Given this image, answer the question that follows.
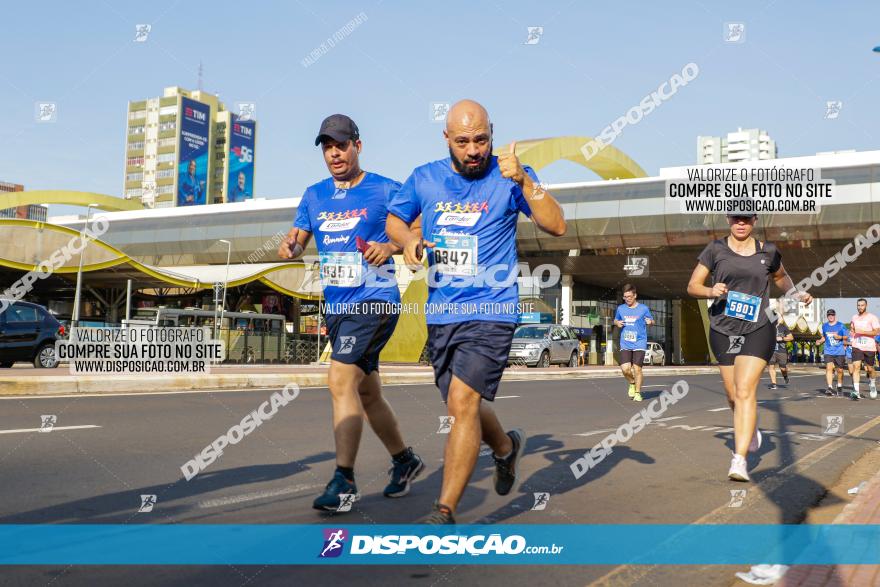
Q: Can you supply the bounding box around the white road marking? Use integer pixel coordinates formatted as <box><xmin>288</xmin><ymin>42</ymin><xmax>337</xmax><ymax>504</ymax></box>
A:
<box><xmin>0</xmin><ymin>425</ymin><xmax>100</xmax><ymax>435</ymax></box>
<box><xmin>574</xmin><ymin>416</ymin><xmax>686</xmax><ymax>436</ymax></box>
<box><xmin>574</xmin><ymin>428</ymin><xmax>618</xmax><ymax>437</ymax></box>
<box><xmin>197</xmin><ymin>483</ymin><xmax>322</xmax><ymax>509</ymax></box>
<box><xmin>709</xmin><ymin>400</ymin><xmax>766</xmax><ymax>412</ymax></box>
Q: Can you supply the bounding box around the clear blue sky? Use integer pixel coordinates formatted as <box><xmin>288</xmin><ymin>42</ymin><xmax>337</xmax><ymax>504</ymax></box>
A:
<box><xmin>3</xmin><ymin>0</ymin><xmax>880</xmax><ymax>202</ymax></box>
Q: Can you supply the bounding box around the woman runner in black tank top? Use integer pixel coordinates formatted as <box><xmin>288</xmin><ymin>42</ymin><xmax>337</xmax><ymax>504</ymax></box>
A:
<box><xmin>687</xmin><ymin>214</ymin><xmax>813</xmax><ymax>482</ymax></box>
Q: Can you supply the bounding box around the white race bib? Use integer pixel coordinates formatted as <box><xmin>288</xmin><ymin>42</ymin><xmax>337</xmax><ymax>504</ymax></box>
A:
<box><xmin>431</xmin><ymin>233</ymin><xmax>478</xmax><ymax>277</ymax></box>
<box><xmin>319</xmin><ymin>252</ymin><xmax>363</xmax><ymax>287</ymax></box>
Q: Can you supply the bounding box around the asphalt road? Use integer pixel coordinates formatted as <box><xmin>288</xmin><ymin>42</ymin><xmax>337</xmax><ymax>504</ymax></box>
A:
<box><xmin>1</xmin><ymin>371</ymin><xmax>878</xmax><ymax>587</ymax></box>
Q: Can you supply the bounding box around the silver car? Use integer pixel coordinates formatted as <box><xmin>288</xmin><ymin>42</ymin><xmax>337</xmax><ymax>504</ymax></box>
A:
<box><xmin>644</xmin><ymin>342</ymin><xmax>666</xmax><ymax>366</ymax></box>
<box><xmin>508</xmin><ymin>324</ymin><xmax>581</xmax><ymax>368</ymax></box>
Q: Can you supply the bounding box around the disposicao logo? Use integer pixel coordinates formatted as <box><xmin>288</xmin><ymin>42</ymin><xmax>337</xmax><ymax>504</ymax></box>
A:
<box><xmin>319</xmin><ymin>528</ymin><xmax>348</xmax><ymax>558</ymax></box>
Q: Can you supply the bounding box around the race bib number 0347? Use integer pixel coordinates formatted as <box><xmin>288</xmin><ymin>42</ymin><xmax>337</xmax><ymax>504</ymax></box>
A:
<box><xmin>431</xmin><ymin>233</ymin><xmax>478</xmax><ymax>277</ymax></box>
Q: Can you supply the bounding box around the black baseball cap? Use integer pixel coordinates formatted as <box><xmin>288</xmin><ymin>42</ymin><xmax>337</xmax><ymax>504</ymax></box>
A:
<box><xmin>314</xmin><ymin>114</ymin><xmax>359</xmax><ymax>146</ymax></box>
<box><xmin>827</xmin><ymin>309</ymin><xmax>836</xmax><ymax>315</ymax></box>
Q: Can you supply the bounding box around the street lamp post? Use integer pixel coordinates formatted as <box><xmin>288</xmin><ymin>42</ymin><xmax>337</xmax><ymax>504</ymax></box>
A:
<box><xmin>216</xmin><ymin>240</ymin><xmax>232</xmax><ymax>341</ymax></box>
<box><xmin>72</xmin><ymin>203</ymin><xmax>99</xmax><ymax>329</ymax></box>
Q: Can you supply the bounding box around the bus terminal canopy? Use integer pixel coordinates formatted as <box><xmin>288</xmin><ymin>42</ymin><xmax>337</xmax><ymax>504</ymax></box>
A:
<box><xmin>0</xmin><ymin>218</ymin><xmax>321</xmax><ymax>299</ymax></box>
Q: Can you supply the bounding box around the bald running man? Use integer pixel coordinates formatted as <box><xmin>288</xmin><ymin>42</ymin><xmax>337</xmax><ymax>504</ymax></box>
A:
<box><xmin>386</xmin><ymin>100</ymin><xmax>566</xmax><ymax>524</ymax></box>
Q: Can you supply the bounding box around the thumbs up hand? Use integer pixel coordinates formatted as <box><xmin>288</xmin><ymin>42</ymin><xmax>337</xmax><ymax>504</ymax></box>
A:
<box><xmin>498</xmin><ymin>141</ymin><xmax>525</xmax><ymax>185</ymax></box>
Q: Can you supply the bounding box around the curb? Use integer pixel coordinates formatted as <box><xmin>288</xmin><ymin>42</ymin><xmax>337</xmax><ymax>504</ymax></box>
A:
<box><xmin>0</xmin><ymin>366</ymin><xmax>724</xmax><ymax>396</ymax></box>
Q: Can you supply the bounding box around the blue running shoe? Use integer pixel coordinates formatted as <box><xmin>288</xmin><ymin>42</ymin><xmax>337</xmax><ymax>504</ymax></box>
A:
<box><xmin>313</xmin><ymin>470</ymin><xmax>360</xmax><ymax>512</ymax></box>
<box><xmin>383</xmin><ymin>452</ymin><xmax>425</xmax><ymax>498</ymax></box>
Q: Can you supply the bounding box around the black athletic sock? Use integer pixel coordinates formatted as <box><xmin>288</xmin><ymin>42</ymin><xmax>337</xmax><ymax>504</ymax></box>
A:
<box><xmin>392</xmin><ymin>447</ymin><xmax>414</xmax><ymax>464</ymax></box>
<box><xmin>336</xmin><ymin>465</ymin><xmax>354</xmax><ymax>481</ymax></box>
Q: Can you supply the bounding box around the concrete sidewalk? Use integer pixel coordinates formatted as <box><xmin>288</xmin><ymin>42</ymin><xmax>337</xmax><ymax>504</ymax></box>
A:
<box><xmin>776</xmin><ymin>453</ymin><xmax>880</xmax><ymax>587</ymax></box>
<box><xmin>0</xmin><ymin>363</ymin><xmax>736</xmax><ymax>396</ymax></box>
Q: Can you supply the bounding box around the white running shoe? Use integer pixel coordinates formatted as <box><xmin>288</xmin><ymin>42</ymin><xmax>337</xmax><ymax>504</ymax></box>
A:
<box><xmin>728</xmin><ymin>453</ymin><xmax>750</xmax><ymax>482</ymax></box>
<box><xmin>870</xmin><ymin>380</ymin><xmax>877</xmax><ymax>399</ymax></box>
<box><xmin>748</xmin><ymin>428</ymin><xmax>762</xmax><ymax>453</ymax></box>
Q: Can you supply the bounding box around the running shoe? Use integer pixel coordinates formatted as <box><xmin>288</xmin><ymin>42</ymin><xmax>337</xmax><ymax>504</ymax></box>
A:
<box><xmin>628</xmin><ymin>383</ymin><xmax>636</xmax><ymax>398</ymax></box>
<box><xmin>632</xmin><ymin>391</ymin><xmax>643</xmax><ymax>402</ymax></box>
<box><xmin>383</xmin><ymin>453</ymin><xmax>425</xmax><ymax>498</ymax></box>
<box><xmin>426</xmin><ymin>501</ymin><xmax>455</xmax><ymax>525</ymax></box>
<box><xmin>824</xmin><ymin>387</ymin><xmax>835</xmax><ymax>397</ymax></box>
<box><xmin>870</xmin><ymin>380</ymin><xmax>878</xmax><ymax>399</ymax></box>
<box><xmin>728</xmin><ymin>453</ymin><xmax>750</xmax><ymax>482</ymax></box>
<box><xmin>836</xmin><ymin>386</ymin><xmax>844</xmax><ymax>397</ymax></box>
<box><xmin>748</xmin><ymin>428</ymin><xmax>763</xmax><ymax>453</ymax></box>
<box><xmin>850</xmin><ymin>391</ymin><xmax>861</xmax><ymax>401</ymax></box>
<box><xmin>313</xmin><ymin>470</ymin><xmax>360</xmax><ymax>512</ymax></box>
<box><xmin>783</xmin><ymin>373</ymin><xmax>789</xmax><ymax>385</ymax></box>
<box><xmin>769</xmin><ymin>384</ymin><xmax>778</xmax><ymax>390</ymax></box>
<box><xmin>493</xmin><ymin>428</ymin><xmax>525</xmax><ymax>496</ymax></box>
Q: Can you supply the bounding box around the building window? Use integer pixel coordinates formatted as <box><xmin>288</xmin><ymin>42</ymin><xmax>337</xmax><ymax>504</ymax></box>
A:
<box><xmin>159</xmin><ymin>121</ymin><xmax>176</xmax><ymax>132</ymax></box>
<box><xmin>127</xmin><ymin>141</ymin><xmax>144</xmax><ymax>151</ymax></box>
<box><xmin>157</xmin><ymin>153</ymin><xmax>175</xmax><ymax>164</ymax></box>
<box><xmin>126</xmin><ymin>156</ymin><xmax>144</xmax><ymax>167</ymax></box>
<box><xmin>159</xmin><ymin>105</ymin><xmax>178</xmax><ymax>116</ymax></box>
<box><xmin>157</xmin><ymin>185</ymin><xmax>174</xmax><ymax>195</ymax></box>
<box><xmin>158</xmin><ymin>137</ymin><xmax>176</xmax><ymax>148</ymax></box>
<box><xmin>128</xmin><ymin>125</ymin><xmax>145</xmax><ymax>135</ymax></box>
<box><xmin>125</xmin><ymin>188</ymin><xmax>143</xmax><ymax>198</ymax></box>
<box><xmin>126</xmin><ymin>172</ymin><xmax>144</xmax><ymax>182</ymax></box>
<box><xmin>128</xmin><ymin>110</ymin><xmax>147</xmax><ymax>120</ymax></box>
<box><xmin>157</xmin><ymin>169</ymin><xmax>174</xmax><ymax>179</ymax></box>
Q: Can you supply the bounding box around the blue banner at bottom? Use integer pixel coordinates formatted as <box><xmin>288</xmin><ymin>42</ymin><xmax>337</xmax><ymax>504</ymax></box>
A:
<box><xmin>1</xmin><ymin>525</ymin><xmax>877</xmax><ymax>565</ymax></box>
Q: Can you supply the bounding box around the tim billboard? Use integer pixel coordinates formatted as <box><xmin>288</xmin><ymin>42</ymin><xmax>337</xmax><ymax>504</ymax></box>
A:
<box><xmin>227</xmin><ymin>115</ymin><xmax>255</xmax><ymax>202</ymax></box>
<box><xmin>177</xmin><ymin>97</ymin><xmax>210</xmax><ymax>206</ymax></box>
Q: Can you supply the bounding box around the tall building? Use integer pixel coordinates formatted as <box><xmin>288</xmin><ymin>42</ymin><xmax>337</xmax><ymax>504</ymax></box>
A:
<box><xmin>0</xmin><ymin>181</ymin><xmax>47</xmax><ymax>221</ymax></box>
<box><xmin>123</xmin><ymin>87</ymin><xmax>257</xmax><ymax>208</ymax></box>
<box><xmin>697</xmin><ymin>128</ymin><xmax>777</xmax><ymax>164</ymax></box>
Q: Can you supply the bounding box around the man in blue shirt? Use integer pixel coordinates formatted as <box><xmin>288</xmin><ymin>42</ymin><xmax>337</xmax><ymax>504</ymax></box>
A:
<box><xmin>278</xmin><ymin>114</ymin><xmax>424</xmax><ymax>512</ymax></box>
<box><xmin>386</xmin><ymin>99</ymin><xmax>566</xmax><ymax>524</ymax></box>
<box><xmin>229</xmin><ymin>171</ymin><xmax>250</xmax><ymax>202</ymax></box>
<box><xmin>613</xmin><ymin>284</ymin><xmax>655</xmax><ymax>402</ymax></box>
<box><xmin>178</xmin><ymin>159</ymin><xmax>204</xmax><ymax>205</ymax></box>
<box><xmin>817</xmin><ymin>309</ymin><xmax>848</xmax><ymax>396</ymax></box>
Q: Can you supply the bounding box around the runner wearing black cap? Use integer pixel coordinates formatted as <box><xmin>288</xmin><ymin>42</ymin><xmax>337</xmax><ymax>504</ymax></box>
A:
<box><xmin>687</xmin><ymin>214</ymin><xmax>812</xmax><ymax>482</ymax></box>
<box><xmin>817</xmin><ymin>309</ymin><xmax>848</xmax><ymax>396</ymax></box>
<box><xmin>279</xmin><ymin>114</ymin><xmax>425</xmax><ymax>511</ymax></box>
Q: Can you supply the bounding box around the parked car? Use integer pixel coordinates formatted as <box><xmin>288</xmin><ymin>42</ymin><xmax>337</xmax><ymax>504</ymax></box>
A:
<box><xmin>508</xmin><ymin>324</ymin><xmax>580</xmax><ymax>368</ymax></box>
<box><xmin>644</xmin><ymin>341</ymin><xmax>666</xmax><ymax>366</ymax></box>
<box><xmin>0</xmin><ymin>300</ymin><xmax>65</xmax><ymax>368</ymax></box>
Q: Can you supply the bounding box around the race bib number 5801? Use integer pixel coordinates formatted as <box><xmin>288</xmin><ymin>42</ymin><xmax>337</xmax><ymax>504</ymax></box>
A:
<box><xmin>724</xmin><ymin>291</ymin><xmax>761</xmax><ymax>322</ymax></box>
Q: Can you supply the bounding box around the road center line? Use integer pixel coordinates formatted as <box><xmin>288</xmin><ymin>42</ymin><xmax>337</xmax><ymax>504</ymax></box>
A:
<box><xmin>197</xmin><ymin>484</ymin><xmax>322</xmax><ymax>508</ymax></box>
<box><xmin>0</xmin><ymin>425</ymin><xmax>101</xmax><ymax>435</ymax></box>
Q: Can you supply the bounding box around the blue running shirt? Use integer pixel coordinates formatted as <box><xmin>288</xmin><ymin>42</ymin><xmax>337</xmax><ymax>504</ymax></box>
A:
<box><xmin>293</xmin><ymin>172</ymin><xmax>401</xmax><ymax>311</ymax></box>
<box><xmin>387</xmin><ymin>157</ymin><xmax>536</xmax><ymax>325</ymax></box>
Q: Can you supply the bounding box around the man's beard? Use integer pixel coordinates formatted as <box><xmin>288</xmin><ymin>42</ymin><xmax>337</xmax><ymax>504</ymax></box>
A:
<box><xmin>449</xmin><ymin>143</ymin><xmax>492</xmax><ymax>179</ymax></box>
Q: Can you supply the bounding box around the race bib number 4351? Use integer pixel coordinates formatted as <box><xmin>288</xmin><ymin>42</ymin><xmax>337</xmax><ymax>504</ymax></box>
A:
<box><xmin>431</xmin><ymin>234</ymin><xmax>478</xmax><ymax>277</ymax></box>
<box><xmin>319</xmin><ymin>252</ymin><xmax>363</xmax><ymax>287</ymax></box>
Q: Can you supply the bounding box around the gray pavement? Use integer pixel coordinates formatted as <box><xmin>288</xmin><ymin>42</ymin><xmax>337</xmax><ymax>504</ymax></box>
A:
<box><xmin>0</xmin><ymin>371</ymin><xmax>878</xmax><ymax>586</ymax></box>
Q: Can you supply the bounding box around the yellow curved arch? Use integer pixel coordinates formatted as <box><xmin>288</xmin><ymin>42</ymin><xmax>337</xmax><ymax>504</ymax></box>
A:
<box><xmin>494</xmin><ymin>136</ymin><xmax>647</xmax><ymax>180</ymax></box>
<box><xmin>6</xmin><ymin>191</ymin><xmax>144</xmax><ymax>212</ymax></box>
